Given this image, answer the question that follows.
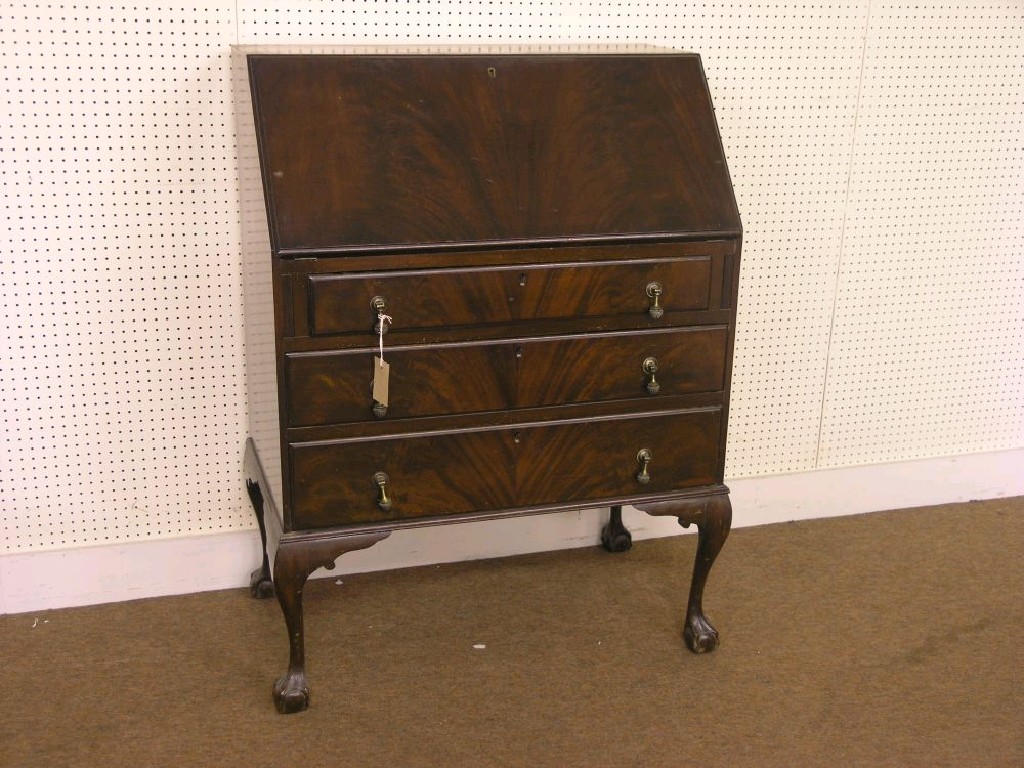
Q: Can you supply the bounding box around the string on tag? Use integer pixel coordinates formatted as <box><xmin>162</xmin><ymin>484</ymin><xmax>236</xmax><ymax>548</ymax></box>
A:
<box><xmin>377</xmin><ymin>312</ymin><xmax>392</xmax><ymax>367</ymax></box>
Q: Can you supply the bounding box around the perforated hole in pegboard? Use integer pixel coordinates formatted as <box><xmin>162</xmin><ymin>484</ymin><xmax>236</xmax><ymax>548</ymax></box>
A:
<box><xmin>2</xmin><ymin>2</ymin><xmax>1022</xmax><ymax>555</ymax></box>
<box><xmin>819</xmin><ymin>2</ymin><xmax>1024</xmax><ymax>466</ymax></box>
<box><xmin>0</xmin><ymin>2</ymin><xmax>248</xmax><ymax>552</ymax></box>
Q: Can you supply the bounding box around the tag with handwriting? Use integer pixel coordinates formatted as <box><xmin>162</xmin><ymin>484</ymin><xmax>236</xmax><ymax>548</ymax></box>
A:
<box><xmin>372</xmin><ymin>356</ymin><xmax>390</xmax><ymax>406</ymax></box>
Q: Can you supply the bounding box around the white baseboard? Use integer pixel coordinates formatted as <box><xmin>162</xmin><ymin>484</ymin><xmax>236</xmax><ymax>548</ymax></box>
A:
<box><xmin>2</xmin><ymin>448</ymin><xmax>1021</xmax><ymax>615</ymax></box>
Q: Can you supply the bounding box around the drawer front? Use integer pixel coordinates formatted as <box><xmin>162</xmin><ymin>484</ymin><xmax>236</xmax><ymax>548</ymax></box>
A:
<box><xmin>289</xmin><ymin>408</ymin><xmax>721</xmax><ymax>528</ymax></box>
<box><xmin>285</xmin><ymin>327</ymin><xmax>727</xmax><ymax>426</ymax></box>
<box><xmin>308</xmin><ymin>257</ymin><xmax>711</xmax><ymax>336</ymax></box>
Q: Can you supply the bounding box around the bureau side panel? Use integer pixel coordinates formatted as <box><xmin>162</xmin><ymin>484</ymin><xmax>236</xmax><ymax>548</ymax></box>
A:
<box><xmin>717</xmin><ymin>234</ymin><xmax>743</xmax><ymax>482</ymax></box>
<box><xmin>233</xmin><ymin>47</ymin><xmax>284</xmax><ymax>511</ymax></box>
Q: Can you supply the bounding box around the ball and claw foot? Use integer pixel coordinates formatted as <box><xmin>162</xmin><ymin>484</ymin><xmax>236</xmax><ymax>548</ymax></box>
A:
<box><xmin>601</xmin><ymin>524</ymin><xmax>633</xmax><ymax>553</ymax></box>
<box><xmin>601</xmin><ymin>506</ymin><xmax>633</xmax><ymax>553</ymax></box>
<box><xmin>250</xmin><ymin>567</ymin><xmax>274</xmax><ymax>599</ymax></box>
<box><xmin>684</xmin><ymin>612</ymin><xmax>721</xmax><ymax>654</ymax></box>
<box><xmin>273</xmin><ymin>672</ymin><xmax>310</xmax><ymax>714</ymax></box>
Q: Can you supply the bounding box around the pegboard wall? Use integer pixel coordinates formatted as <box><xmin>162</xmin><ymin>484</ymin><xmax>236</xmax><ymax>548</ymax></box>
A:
<box><xmin>1</xmin><ymin>2</ymin><xmax>1022</xmax><ymax>554</ymax></box>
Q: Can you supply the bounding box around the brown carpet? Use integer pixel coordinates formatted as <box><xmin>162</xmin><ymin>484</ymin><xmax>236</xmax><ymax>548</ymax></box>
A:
<box><xmin>1</xmin><ymin>497</ymin><xmax>1021</xmax><ymax>767</ymax></box>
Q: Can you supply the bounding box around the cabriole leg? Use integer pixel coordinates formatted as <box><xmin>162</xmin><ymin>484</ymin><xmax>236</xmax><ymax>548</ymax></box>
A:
<box><xmin>271</xmin><ymin>545</ymin><xmax>311</xmax><ymax>714</ymax></box>
<box><xmin>269</xmin><ymin>532</ymin><xmax>390</xmax><ymax>714</ymax></box>
<box><xmin>246</xmin><ymin>478</ymin><xmax>275</xmax><ymax>599</ymax></box>
<box><xmin>679</xmin><ymin>495</ymin><xmax>732</xmax><ymax>653</ymax></box>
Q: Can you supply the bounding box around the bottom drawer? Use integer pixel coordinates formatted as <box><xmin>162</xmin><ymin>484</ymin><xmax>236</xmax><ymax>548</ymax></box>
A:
<box><xmin>288</xmin><ymin>408</ymin><xmax>722</xmax><ymax>528</ymax></box>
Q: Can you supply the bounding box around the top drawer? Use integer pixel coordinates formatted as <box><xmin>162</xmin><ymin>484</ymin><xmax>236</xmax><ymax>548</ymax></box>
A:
<box><xmin>307</xmin><ymin>256</ymin><xmax>712</xmax><ymax>337</ymax></box>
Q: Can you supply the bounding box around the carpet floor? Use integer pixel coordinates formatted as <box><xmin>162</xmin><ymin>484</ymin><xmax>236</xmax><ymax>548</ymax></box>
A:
<box><xmin>1</xmin><ymin>497</ymin><xmax>1021</xmax><ymax>767</ymax></box>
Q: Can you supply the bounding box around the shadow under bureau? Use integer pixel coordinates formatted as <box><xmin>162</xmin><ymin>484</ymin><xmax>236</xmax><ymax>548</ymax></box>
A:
<box><xmin>234</xmin><ymin>46</ymin><xmax>742</xmax><ymax>714</ymax></box>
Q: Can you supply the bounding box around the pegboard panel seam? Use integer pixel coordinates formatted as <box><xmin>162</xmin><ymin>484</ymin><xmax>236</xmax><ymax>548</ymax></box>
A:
<box><xmin>813</xmin><ymin>0</ymin><xmax>874</xmax><ymax>468</ymax></box>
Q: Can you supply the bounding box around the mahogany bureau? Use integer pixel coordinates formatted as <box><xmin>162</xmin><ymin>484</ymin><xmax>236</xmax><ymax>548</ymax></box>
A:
<box><xmin>233</xmin><ymin>46</ymin><xmax>742</xmax><ymax>714</ymax></box>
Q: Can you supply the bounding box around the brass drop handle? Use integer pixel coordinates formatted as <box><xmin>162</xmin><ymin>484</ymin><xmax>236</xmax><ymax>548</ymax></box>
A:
<box><xmin>373</xmin><ymin>471</ymin><xmax>392</xmax><ymax>511</ymax></box>
<box><xmin>371</xmin><ymin>296</ymin><xmax>390</xmax><ymax>335</ymax></box>
<box><xmin>646</xmin><ymin>282</ymin><xmax>664</xmax><ymax>319</ymax></box>
<box><xmin>642</xmin><ymin>357</ymin><xmax>660</xmax><ymax>395</ymax></box>
<box><xmin>635</xmin><ymin>449</ymin><xmax>653</xmax><ymax>485</ymax></box>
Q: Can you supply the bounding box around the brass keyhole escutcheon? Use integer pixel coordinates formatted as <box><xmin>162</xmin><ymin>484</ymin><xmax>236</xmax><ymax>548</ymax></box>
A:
<box><xmin>373</xmin><ymin>471</ymin><xmax>392</xmax><ymax>511</ymax></box>
<box><xmin>645</xmin><ymin>282</ymin><xmax>664</xmax><ymax>319</ymax></box>
<box><xmin>635</xmin><ymin>449</ymin><xmax>653</xmax><ymax>485</ymax></box>
<box><xmin>642</xmin><ymin>356</ymin><xmax>660</xmax><ymax>395</ymax></box>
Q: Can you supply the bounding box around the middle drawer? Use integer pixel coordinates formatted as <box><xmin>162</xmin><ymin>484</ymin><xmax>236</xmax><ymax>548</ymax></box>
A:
<box><xmin>285</xmin><ymin>326</ymin><xmax>727</xmax><ymax>427</ymax></box>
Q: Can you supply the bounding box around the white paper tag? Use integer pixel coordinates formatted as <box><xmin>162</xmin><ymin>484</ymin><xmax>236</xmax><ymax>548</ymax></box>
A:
<box><xmin>372</xmin><ymin>356</ymin><xmax>390</xmax><ymax>406</ymax></box>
